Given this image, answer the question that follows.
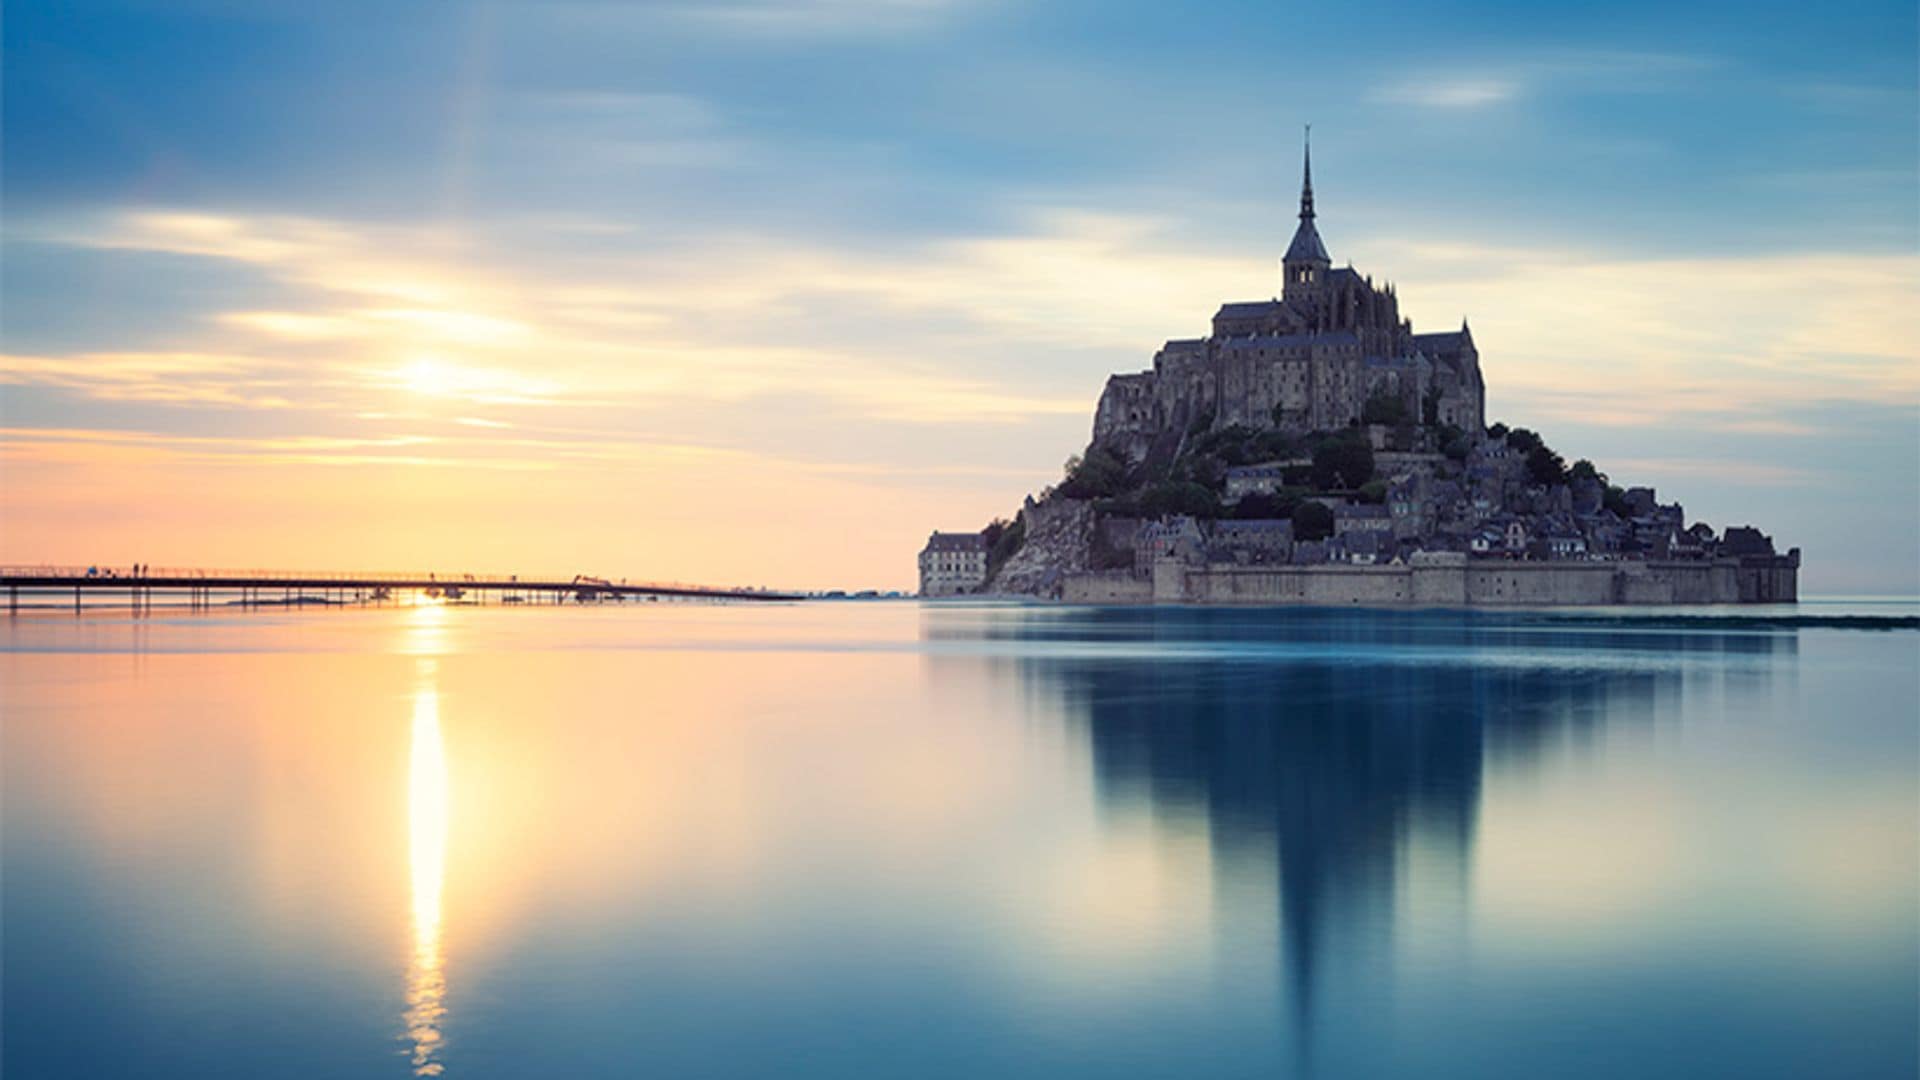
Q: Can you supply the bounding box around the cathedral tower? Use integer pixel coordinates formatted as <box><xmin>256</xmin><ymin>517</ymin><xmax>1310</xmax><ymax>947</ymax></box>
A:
<box><xmin>1282</xmin><ymin>129</ymin><xmax>1330</xmax><ymax>301</ymax></box>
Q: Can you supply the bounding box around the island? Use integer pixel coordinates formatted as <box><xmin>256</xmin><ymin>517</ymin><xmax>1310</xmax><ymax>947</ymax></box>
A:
<box><xmin>920</xmin><ymin>140</ymin><xmax>1799</xmax><ymax>606</ymax></box>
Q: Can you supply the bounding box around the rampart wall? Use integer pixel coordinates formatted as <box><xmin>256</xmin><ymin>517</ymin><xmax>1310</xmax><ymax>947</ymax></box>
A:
<box><xmin>1103</xmin><ymin>556</ymin><xmax>1798</xmax><ymax>607</ymax></box>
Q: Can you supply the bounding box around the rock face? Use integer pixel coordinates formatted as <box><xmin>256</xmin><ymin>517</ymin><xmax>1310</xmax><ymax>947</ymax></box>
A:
<box><xmin>987</xmin><ymin>499</ymin><xmax>1095</xmax><ymax>599</ymax></box>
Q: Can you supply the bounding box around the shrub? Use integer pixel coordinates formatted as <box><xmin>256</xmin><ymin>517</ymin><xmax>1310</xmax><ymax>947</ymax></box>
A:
<box><xmin>1139</xmin><ymin>481</ymin><xmax>1221</xmax><ymax>519</ymax></box>
<box><xmin>1311</xmin><ymin>432</ymin><xmax>1375</xmax><ymax>490</ymax></box>
<box><xmin>1058</xmin><ymin>447</ymin><xmax>1128</xmax><ymax>499</ymax></box>
<box><xmin>1233</xmin><ymin>492</ymin><xmax>1288</xmax><ymax>520</ymax></box>
<box><xmin>1603</xmin><ymin>485</ymin><xmax>1631</xmax><ymax>518</ymax></box>
<box><xmin>1252</xmin><ymin>429</ymin><xmax>1298</xmax><ymax>460</ymax></box>
<box><xmin>1292</xmin><ymin>500</ymin><xmax>1335</xmax><ymax>542</ymax></box>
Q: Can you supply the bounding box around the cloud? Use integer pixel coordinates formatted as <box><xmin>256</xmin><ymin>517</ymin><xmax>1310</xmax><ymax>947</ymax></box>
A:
<box><xmin>23</xmin><ymin>207</ymin><xmax>1920</xmax><ymax>441</ymax></box>
<box><xmin>31</xmin><ymin>207</ymin><xmax>1243</xmax><ymax>426</ymax></box>
<box><xmin>1375</xmin><ymin>77</ymin><xmax>1520</xmax><ymax>109</ymax></box>
<box><xmin>0</xmin><ymin>351</ymin><xmax>302</xmax><ymax>408</ymax></box>
<box><xmin>1372</xmin><ymin>50</ymin><xmax>1717</xmax><ymax>110</ymax></box>
<box><xmin>1603</xmin><ymin>457</ymin><xmax>1819</xmax><ymax>487</ymax></box>
<box><xmin>1360</xmin><ymin>237</ymin><xmax>1920</xmax><ymax>427</ymax></box>
<box><xmin>569</xmin><ymin>0</ymin><xmax>976</xmax><ymax>37</ymax></box>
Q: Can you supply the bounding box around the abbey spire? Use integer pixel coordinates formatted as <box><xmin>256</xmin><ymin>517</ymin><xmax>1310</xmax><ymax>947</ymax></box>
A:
<box><xmin>1282</xmin><ymin>126</ymin><xmax>1330</xmax><ymax>298</ymax></box>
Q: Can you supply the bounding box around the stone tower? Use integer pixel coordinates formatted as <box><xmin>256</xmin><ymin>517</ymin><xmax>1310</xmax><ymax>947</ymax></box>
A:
<box><xmin>1282</xmin><ymin>129</ymin><xmax>1330</xmax><ymax>301</ymax></box>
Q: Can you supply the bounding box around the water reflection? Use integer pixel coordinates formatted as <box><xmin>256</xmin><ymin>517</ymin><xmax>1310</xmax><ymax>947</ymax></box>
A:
<box><xmin>948</xmin><ymin>607</ymin><xmax>1794</xmax><ymax>1038</ymax></box>
<box><xmin>404</xmin><ymin>628</ymin><xmax>449</xmax><ymax>1073</ymax></box>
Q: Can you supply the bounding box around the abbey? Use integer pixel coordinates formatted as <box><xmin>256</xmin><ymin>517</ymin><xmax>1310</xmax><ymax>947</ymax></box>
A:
<box><xmin>1093</xmin><ymin>138</ymin><xmax>1485</xmax><ymax>460</ymax></box>
<box><xmin>918</xmin><ymin>138</ymin><xmax>1798</xmax><ymax>605</ymax></box>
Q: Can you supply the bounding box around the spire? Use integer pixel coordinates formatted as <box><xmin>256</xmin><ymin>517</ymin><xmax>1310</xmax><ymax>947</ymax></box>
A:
<box><xmin>1300</xmin><ymin>124</ymin><xmax>1316</xmax><ymax>222</ymax></box>
<box><xmin>1283</xmin><ymin>124</ymin><xmax>1330</xmax><ymax>272</ymax></box>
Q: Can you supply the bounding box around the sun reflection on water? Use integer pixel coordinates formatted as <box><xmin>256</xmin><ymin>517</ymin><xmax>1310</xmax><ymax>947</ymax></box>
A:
<box><xmin>404</xmin><ymin>649</ymin><xmax>449</xmax><ymax>1075</ymax></box>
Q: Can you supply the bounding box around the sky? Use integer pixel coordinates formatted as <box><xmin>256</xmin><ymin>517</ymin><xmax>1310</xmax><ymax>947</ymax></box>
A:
<box><xmin>3</xmin><ymin>0</ymin><xmax>1916</xmax><ymax>593</ymax></box>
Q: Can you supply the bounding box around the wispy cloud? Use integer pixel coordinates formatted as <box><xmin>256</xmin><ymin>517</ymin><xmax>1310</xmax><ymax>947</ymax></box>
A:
<box><xmin>1374</xmin><ymin>77</ymin><xmax>1520</xmax><ymax>109</ymax></box>
<box><xmin>586</xmin><ymin>0</ymin><xmax>976</xmax><ymax>37</ymax></box>
<box><xmin>1361</xmin><ymin>237</ymin><xmax>1920</xmax><ymax>426</ymax></box>
<box><xmin>1605</xmin><ymin>456</ymin><xmax>1819</xmax><ymax>487</ymax></box>
<box><xmin>22</xmin><ymin>207</ymin><xmax>1920</xmax><ymax>437</ymax></box>
<box><xmin>1372</xmin><ymin>49</ymin><xmax>1718</xmax><ymax>110</ymax></box>
<box><xmin>0</xmin><ymin>351</ymin><xmax>301</xmax><ymax>408</ymax></box>
<box><xmin>31</xmin><ymin>207</ymin><xmax>1238</xmax><ymax>424</ymax></box>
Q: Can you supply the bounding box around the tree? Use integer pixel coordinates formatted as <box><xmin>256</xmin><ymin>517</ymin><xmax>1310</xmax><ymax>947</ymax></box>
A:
<box><xmin>1172</xmin><ymin>452</ymin><xmax>1226</xmax><ymax>491</ymax></box>
<box><xmin>1358</xmin><ymin>479</ymin><xmax>1388</xmax><ymax>505</ymax></box>
<box><xmin>1487</xmin><ymin>421</ymin><xmax>1509</xmax><ymax>440</ymax></box>
<box><xmin>1252</xmin><ymin>428</ymin><xmax>1298</xmax><ymax>461</ymax></box>
<box><xmin>1140</xmin><ymin>481</ymin><xmax>1221</xmax><ymax>519</ymax></box>
<box><xmin>1525</xmin><ymin>445</ymin><xmax>1567</xmax><ymax>487</ymax></box>
<box><xmin>1568</xmin><ymin>458</ymin><xmax>1602</xmax><ymax>484</ymax></box>
<box><xmin>1292</xmin><ymin>500</ymin><xmax>1335</xmax><ymax>542</ymax></box>
<box><xmin>1058</xmin><ymin>447</ymin><xmax>1127</xmax><ymax>499</ymax></box>
<box><xmin>1311</xmin><ymin>432</ymin><xmax>1375</xmax><ymax>490</ymax></box>
<box><xmin>1603</xmin><ymin>485</ymin><xmax>1631</xmax><ymax>518</ymax></box>
<box><xmin>1234</xmin><ymin>492</ymin><xmax>1292</xmax><ymax>520</ymax></box>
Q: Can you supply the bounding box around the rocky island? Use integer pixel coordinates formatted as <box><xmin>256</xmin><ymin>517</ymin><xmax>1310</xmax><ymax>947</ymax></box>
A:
<box><xmin>921</xmin><ymin>140</ymin><xmax>1800</xmax><ymax>606</ymax></box>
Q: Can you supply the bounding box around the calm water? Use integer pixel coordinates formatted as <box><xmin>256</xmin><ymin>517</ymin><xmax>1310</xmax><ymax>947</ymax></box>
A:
<box><xmin>4</xmin><ymin>600</ymin><xmax>1917</xmax><ymax>1079</ymax></box>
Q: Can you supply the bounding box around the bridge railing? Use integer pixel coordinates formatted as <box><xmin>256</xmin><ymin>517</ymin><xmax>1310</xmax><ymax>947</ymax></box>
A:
<box><xmin>0</xmin><ymin>566</ymin><xmax>792</xmax><ymax>596</ymax></box>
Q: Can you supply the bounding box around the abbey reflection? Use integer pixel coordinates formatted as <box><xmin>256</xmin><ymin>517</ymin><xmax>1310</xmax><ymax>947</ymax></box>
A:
<box><xmin>942</xmin><ymin>607</ymin><xmax>1792</xmax><ymax>1026</ymax></box>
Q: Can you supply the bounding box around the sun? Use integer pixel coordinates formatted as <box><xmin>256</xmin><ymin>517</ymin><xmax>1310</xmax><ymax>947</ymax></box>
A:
<box><xmin>398</xmin><ymin>356</ymin><xmax>461</xmax><ymax>397</ymax></box>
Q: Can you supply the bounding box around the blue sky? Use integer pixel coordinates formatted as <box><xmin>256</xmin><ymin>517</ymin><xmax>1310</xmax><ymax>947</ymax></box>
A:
<box><xmin>3</xmin><ymin>0</ymin><xmax>1916</xmax><ymax>591</ymax></box>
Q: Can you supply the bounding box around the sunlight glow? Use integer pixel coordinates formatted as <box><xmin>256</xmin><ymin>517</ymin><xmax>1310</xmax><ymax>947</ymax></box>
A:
<box><xmin>404</xmin><ymin>658</ymin><xmax>449</xmax><ymax>1076</ymax></box>
<box><xmin>399</xmin><ymin>357</ymin><xmax>463</xmax><ymax>398</ymax></box>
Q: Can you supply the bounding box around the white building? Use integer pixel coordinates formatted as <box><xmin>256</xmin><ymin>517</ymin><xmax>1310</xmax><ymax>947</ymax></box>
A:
<box><xmin>919</xmin><ymin>532</ymin><xmax>989</xmax><ymax>596</ymax></box>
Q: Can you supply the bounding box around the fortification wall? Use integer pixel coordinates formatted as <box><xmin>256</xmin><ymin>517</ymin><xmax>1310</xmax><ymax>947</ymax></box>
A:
<box><xmin>1063</xmin><ymin>572</ymin><xmax>1152</xmax><ymax>604</ymax></box>
<box><xmin>1118</xmin><ymin>557</ymin><xmax>1796</xmax><ymax>607</ymax></box>
<box><xmin>1464</xmin><ymin>562</ymin><xmax>1618</xmax><ymax>605</ymax></box>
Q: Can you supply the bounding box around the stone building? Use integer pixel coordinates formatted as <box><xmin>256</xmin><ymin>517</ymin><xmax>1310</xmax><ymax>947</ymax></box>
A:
<box><xmin>918</xmin><ymin>531</ymin><xmax>988</xmax><ymax>596</ymax></box>
<box><xmin>1223</xmin><ymin>462</ymin><xmax>1295</xmax><ymax>501</ymax></box>
<box><xmin>1092</xmin><ymin>136</ymin><xmax>1485</xmax><ymax>461</ymax></box>
<box><xmin>1211</xmin><ymin>519</ymin><xmax>1295</xmax><ymax>565</ymax></box>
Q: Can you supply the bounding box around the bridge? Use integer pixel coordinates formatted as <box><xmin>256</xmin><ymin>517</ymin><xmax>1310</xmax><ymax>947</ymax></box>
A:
<box><xmin>1</xmin><ymin>565</ymin><xmax>804</xmax><ymax>612</ymax></box>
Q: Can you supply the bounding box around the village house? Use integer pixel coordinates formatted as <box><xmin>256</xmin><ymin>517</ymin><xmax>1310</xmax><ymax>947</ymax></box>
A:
<box><xmin>1137</xmin><ymin>516</ymin><xmax>1207</xmax><ymax>567</ymax></box>
<box><xmin>1223</xmin><ymin>462</ymin><xmax>1295</xmax><ymax>502</ymax></box>
<box><xmin>1210</xmin><ymin>519</ymin><xmax>1295</xmax><ymax>565</ymax></box>
<box><xmin>1334</xmin><ymin>503</ymin><xmax>1393</xmax><ymax>537</ymax></box>
<box><xmin>918</xmin><ymin>532</ymin><xmax>989</xmax><ymax>596</ymax></box>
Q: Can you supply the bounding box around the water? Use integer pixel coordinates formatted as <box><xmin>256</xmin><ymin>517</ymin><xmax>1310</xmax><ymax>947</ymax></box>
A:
<box><xmin>4</xmin><ymin>600</ymin><xmax>1917</xmax><ymax>1079</ymax></box>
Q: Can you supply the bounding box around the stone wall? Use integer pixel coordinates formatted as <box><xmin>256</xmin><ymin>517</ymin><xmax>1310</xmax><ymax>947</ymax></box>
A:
<box><xmin>1114</xmin><ymin>556</ymin><xmax>1797</xmax><ymax>607</ymax></box>
<box><xmin>1063</xmin><ymin>572</ymin><xmax>1152</xmax><ymax>604</ymax></box>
